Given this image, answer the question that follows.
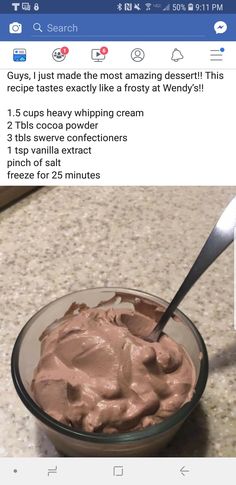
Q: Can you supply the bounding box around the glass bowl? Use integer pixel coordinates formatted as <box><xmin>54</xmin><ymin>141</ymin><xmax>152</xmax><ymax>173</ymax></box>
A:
<box><xmin>11</xmin><ymin>287</ymin><xmax>208</xmax><ymax>456</ymax></box>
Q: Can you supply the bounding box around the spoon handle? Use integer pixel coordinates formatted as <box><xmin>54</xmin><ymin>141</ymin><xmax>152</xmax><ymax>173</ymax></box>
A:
<box><xmin>152</xmin><ymin>197</ymin><xmax>236</xmax><ymax>340</ymax></box>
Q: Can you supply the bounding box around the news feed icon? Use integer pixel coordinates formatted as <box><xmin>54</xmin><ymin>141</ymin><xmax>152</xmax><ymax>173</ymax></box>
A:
<box><xmin>13</xmin><ymin>48</ymin><xmax>27</xmax><ymax>62</ymax></box>
<box><xmin>9</xmin><ymin>22</ymin><xmax>23</xmax><ymax>34</ymax></box>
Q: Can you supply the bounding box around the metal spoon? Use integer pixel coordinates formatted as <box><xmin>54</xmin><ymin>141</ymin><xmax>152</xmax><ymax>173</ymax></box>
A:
<box><xmin>148</xmin><ymin>196</ymin><xmax>236</xmax><ymax>342</ymax></box>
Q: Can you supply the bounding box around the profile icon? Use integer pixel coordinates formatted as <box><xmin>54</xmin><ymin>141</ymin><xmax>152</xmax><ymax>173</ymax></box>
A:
<box><xmin>131</xmin><ymin>48</ymin><xmax>145</xmax><ymax>62</ymax></box>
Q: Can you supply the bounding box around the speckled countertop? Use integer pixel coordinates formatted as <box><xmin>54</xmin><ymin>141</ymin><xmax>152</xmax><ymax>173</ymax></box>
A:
<box><xmin>0</xmin><ymin>186</ymin><xmax>235</xmax><ymax>457</ymax></box>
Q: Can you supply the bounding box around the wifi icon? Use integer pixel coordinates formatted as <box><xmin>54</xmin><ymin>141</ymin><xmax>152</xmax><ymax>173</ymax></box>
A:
<box><xmin>145</xmin><ymin>3</ymin><xmax>152</xmax><ymax>10</ymax></box>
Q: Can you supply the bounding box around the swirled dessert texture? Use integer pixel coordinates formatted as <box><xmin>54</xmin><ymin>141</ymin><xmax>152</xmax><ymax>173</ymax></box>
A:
<box><xmin>31</xmin><ymin>306</ymin><xmax>195</xmax><ymax>433</ymax></box>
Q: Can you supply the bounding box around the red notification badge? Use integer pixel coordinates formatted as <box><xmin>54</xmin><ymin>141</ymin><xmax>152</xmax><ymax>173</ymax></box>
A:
<box><xmin>100</xmin><ymin>46</ymin><xmax>108</xmax><ymax>55</ymax></box>
<box><xmin>61</xmin><ymin>46</ymin><xmax>69</xmax><ymax>55</ymax></box>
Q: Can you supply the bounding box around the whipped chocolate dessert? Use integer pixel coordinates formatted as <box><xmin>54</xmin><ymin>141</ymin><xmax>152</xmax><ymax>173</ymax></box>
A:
<box><xmin>32</xmin><ymin>298</ymin><xmax>195</xmax><ymax>434</ymax></box>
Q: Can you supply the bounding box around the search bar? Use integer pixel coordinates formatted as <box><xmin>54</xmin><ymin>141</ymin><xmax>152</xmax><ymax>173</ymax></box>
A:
<box><xmin>32</xmin><ymin>23</ymin><xmax>79</xmax><ymax>34</ymax></box>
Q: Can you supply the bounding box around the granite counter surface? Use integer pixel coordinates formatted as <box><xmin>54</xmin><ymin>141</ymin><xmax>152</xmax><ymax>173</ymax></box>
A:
<box><xmin>0</xmin><ymin>186</ymin><xmax>235</xmax><ymax>457</ymax></box>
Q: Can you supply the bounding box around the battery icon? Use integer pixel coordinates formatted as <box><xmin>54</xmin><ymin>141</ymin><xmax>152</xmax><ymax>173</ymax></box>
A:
<box><xmin>188</xmin><ymin>3</ymin><xmax>194</xmax><ymax>10</ymax></box>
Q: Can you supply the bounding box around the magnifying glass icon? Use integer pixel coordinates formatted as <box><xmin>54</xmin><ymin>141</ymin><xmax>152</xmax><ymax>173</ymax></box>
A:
<box><xmin>33</xmin><ymin>22</ymin><xmax>43</xmax><ymax>33</ymax></box>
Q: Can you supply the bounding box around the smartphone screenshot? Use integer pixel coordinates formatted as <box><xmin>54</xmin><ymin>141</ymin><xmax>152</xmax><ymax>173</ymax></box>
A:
<box><xmin>0</xmin><ymin>1</ymin><xmax>235</xmax><ymax>484</ymax></box>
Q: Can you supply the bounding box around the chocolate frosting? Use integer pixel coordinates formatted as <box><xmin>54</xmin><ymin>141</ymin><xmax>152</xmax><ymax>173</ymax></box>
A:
<box><xmin>31</xmin><ymin>303</ymin><xmax>195</xmax><ymax>433</ymax></box>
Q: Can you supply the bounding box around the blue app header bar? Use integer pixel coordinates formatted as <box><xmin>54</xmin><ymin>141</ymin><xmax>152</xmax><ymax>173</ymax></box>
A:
<box><xmin>1</xmin><ymin>0</ymin><xmax>236</xmax><ymax>14</ymax></box>
<box><xmin>1</xmin><ymin>14</ymin><xmax>235</xmax><ymax>41</ymax></box>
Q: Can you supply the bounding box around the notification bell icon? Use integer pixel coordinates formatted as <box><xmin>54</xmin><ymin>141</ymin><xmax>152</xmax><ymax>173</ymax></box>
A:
<box><xmin>171</xmin><ymin>48</ymin><xmax>184</xmax><ymax>62</ymax></box>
